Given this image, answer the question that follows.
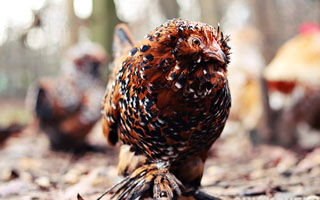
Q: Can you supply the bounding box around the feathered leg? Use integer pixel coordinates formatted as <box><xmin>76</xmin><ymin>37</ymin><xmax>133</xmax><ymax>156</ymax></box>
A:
<box><xmin>97</xmin><ymin>162</ymin><xmax>183</xmax><ymax>200</ymax></box>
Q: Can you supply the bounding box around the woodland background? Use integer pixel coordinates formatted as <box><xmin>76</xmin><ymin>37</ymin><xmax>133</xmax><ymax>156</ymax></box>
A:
<box><xmin>1</xmin><ymin>0</ymin><xmax>320</xmax><ymax>199</ymax></box>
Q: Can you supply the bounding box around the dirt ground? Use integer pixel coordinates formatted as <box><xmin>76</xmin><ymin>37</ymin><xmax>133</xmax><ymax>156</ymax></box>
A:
<box><xmin>1</xmin><ymin>120</ymin><xmax>320</xmax><ymax>200</ymax></box>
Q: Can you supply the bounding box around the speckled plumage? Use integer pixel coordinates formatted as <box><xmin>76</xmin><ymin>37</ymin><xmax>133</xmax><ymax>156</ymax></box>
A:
<box><xmin>101</xmin><ymin>19</ymin><xmax>231</xmax><ymax>200</ymax></box>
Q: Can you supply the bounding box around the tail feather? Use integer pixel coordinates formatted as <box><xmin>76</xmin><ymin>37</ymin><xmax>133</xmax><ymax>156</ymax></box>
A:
<box><xmin>25</xmin><ymin>81</ymin><xmax>52</xmax><ymax>119</ymax></box>
<box><xmin>107</xmin><ymin>23</ymin><xmax>135</xmax><ymax>84</ymax></box>
<box><xmin>97</xmin><ymin>163</ymin><xmax>183</xmax><ymax>200</ymax></box>
<box><xmin>112</xmin><ymin>24</ymin><xmax>135</xmax><ymax>59</ymax></box>
<box><xmin>32</xmin><ymin>83</ymin><xmax>56</xmax><ymax>121</ymax></box>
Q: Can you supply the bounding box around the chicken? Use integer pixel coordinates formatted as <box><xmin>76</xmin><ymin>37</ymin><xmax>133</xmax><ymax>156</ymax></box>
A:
<box><xmin>100</xmin><ymin>19</ymin><xmax>231</xmax><ymax>200</ymax></box>
<box><xmin>27</xmin><ymin>42</ymin><xmax>106</xmax><ymax>150</ymax></box>
<box><xmin>263</xmin><ymin>23</ymin><xmax>320</xmax><ymax>147</ymax></box>
<box><xmin>264</xmin><ymin>23</ymin><xmax>320</xmax><ymax>89</ymax></box>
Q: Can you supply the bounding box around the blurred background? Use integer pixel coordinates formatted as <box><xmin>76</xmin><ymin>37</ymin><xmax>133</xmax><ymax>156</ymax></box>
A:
<box><xmin>1</xmin><ymin>0</ymin><xmax>320</xmax><ymax>199</ymax></box>
<box><xmin>1</xmin><ymin>0</ymin><xmax>320</xmax><ymax>147</ymax></box>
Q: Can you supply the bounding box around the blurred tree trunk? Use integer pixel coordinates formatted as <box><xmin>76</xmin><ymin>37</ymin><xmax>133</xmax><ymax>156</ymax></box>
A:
<box><xmin>90</xmin><ymin>0</ymin><xmax>120</xmax><ymax>55</ymax></box>
<box><xmin>250</xmin><ymin>0</ymin><xmax>281</xmax><ymax>63</ymax></box>
<box><xmin>67</xmin><ymin>0</ymin><xmax>79</xmax><ymax>46</ymax></box>
<box><xmin>199</xmin><ymin>0</ymin><xmax>223</xmax><ymax>25</ymax></box>
<box><xmin>250</xmin><ymin>0</ymin><xmax>280</xmax><ymax>145</ymax></box>
<box><xmin>159</xmin><ymin>0</ymin><xmax>179</xmax><ymax>19</ymax></box>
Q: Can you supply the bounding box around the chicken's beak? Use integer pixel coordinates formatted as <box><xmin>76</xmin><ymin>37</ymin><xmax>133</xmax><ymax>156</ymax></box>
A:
<box><xmin>205</xmin><ymin>48</ymin><xmax>227</xmax><ymax>64</ymax></box>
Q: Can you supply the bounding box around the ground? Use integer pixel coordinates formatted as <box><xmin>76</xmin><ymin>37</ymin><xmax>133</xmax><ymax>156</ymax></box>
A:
<box><xmin>1</xmin><ymin>125</ymin><xmax>320</xmax><ymax>200</ymax></box>
<box><xmin>0</xmin><ymin>102</ymin><xmax>320</xmax><ymax>200</ymax></box>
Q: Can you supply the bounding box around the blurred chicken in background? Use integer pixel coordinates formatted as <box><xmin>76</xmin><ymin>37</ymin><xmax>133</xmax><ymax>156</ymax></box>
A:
<box><xmin>26</xmin><ymin>42</ymin><xmax>106</xmax><ymax>151</ymax></box>
<box><xmin>226</xmin><ymin>26</ymin><xmax>264</xmax><ymax>134</ymax></box>
<box><xmin>264</xmin><ymin>23</ymin><xmax>320</xmax><ymax>148</ymax></box>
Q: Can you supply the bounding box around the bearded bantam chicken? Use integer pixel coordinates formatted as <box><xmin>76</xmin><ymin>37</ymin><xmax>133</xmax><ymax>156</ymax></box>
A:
<box><xmin>100</xmin><ymin>19</ymin><xmax>231</xmax><ymax>200</ymax></box>
<box><xmin>27</xmin><ymin>42</ymin><xmax>106</xmax><ymax>151</ymax></box>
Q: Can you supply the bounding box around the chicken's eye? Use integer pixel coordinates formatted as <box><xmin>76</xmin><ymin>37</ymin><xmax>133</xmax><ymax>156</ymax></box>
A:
<box><xmin>192</xmin><ymin>38</ymin><xmax>201</xmax><ymax>46</ymax></box>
